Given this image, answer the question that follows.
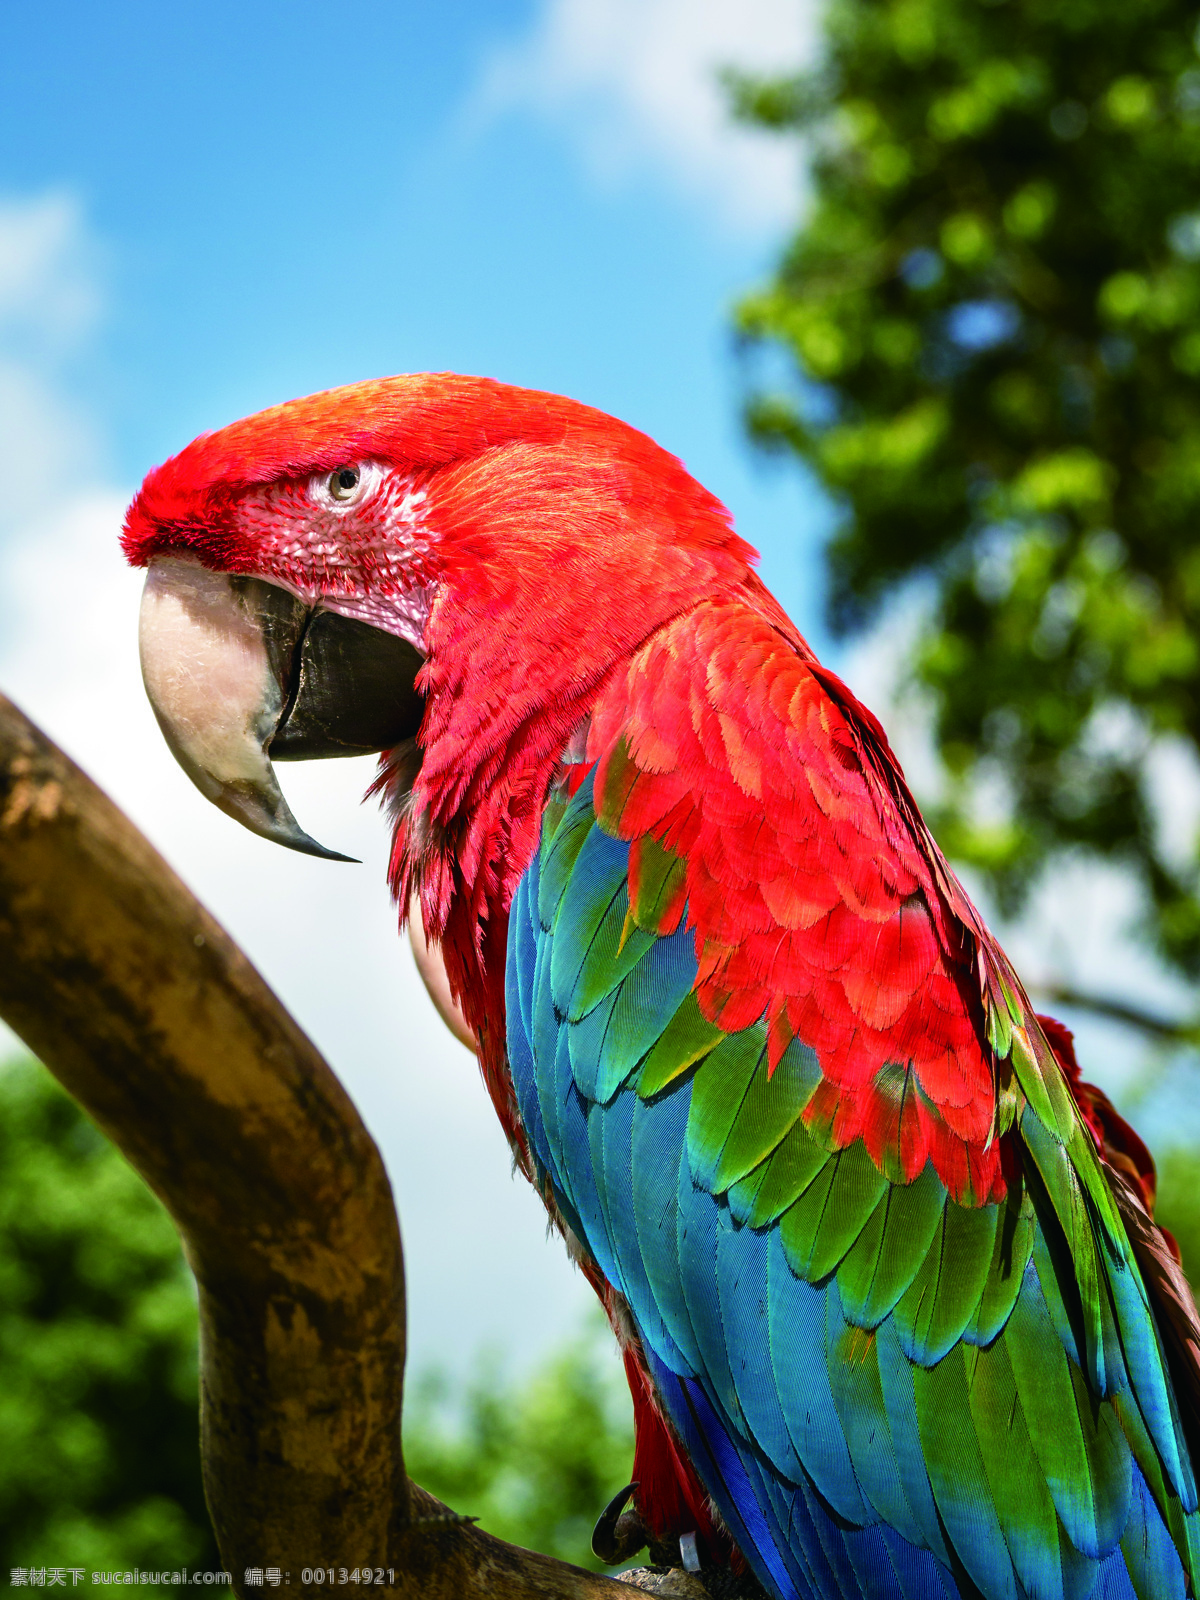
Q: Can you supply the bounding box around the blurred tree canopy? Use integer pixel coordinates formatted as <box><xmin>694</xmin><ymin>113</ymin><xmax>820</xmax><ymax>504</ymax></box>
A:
<box><xmin>0</xmin><ymin>1051</ymin><xmax>634</xmax><ymax>1578</ymax></box>
<box><xmin>1157</xmin><ymin>1143</ymin><xmax>1200</xmax><ymax>1284</ymax></box>
<box><xmin>731</xmin><ymin>0</ymin><xmax>1200</xmax><ymax>1021</ymax></box>
<box><xmin>404</xmin><ymin>1329</ymin><xmax>634</xmax><ymax>1572</ymax></box>
<box><xmin>0</xmin><ymin>1055</ymin><xmax>215</xmax><ymax>1582</ymax></box>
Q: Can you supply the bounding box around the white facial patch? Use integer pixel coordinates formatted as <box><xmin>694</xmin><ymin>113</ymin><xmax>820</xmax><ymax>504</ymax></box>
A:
<box><xmin>236</xmin><ymin>467</ymin><xmax>436</xmax><ymax>651</ymax></box>
<box><xmin>318</xmin><ymin>585</ymin><xmax>434</xmax><ymax>652</ymax></box>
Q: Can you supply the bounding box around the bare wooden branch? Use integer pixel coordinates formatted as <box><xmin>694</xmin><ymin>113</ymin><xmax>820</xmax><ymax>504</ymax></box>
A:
<box><xmin>1030</xmin><ymin>979</ymin><xmax>1200</xmax><ymax>1047</ymax></box>
<box><xmin>0</xmin><ymin>692</ymin><xmax>631</xmax><ymax>1598</ymax></box>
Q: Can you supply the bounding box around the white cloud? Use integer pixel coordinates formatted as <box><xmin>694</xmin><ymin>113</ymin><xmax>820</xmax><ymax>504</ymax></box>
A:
<box><xmin>0</xmin><ymin>192</ymin><xmax>100</xmax><ymax>351</ymax></box>
<box><xmin>478</xmin><ymin>0</ymin><xmax>819</xmax><ymax>232</ymax></box>
<box><xmin>0</xmin><ymin>194</ymin><xmax>100</xmax><ymax>525</ymax></box>
<box><xmin>0</xmin><ymin>196</ymin><xmax>593</xmax><ymax>1376</ymax></box>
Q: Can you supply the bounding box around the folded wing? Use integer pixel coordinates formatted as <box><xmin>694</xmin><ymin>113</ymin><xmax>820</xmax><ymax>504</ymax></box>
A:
<box><xmin>505</xmin><ymin>598</ymin><xmax>1200</xmax><ymax>1600</ymax></box>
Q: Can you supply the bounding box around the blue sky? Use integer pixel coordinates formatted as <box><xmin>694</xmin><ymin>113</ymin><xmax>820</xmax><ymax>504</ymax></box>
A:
<box><xmin>0</xmin><ymin>0</ymin><xmax>830</xmax><ymax>1375</ymax></box>
<box><xmin>0</xmin><ymin>0</ymin><xmax>827</xmax><ymax>619</ymax></box>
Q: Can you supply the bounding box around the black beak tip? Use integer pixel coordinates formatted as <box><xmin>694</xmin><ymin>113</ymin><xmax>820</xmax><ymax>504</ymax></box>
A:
<box><xmin>294</xmin><ymin>838</ymin><xmax>361</xmax><ymax>865</ymax></box>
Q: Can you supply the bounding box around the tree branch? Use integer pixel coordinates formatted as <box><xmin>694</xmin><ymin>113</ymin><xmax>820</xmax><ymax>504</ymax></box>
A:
<box><xmin>0</xmin><ymin>692</ymin><xmax>630</xmax><ymax>1598</ymax></box>
<box><xmin>1030</xmin><ymin>980</ymin><xmax>1200</xmax><ymax>1047</ymax></box>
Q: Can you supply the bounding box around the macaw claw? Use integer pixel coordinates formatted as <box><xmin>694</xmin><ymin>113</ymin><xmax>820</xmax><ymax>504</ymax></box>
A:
<box><xmin>591</xmin><ymin>1480</ymin><xmax>647</xmax><ymax>1563</ymax></box>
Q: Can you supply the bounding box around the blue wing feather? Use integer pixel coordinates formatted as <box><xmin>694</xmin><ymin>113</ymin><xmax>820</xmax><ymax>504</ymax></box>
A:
<box><xmin>630</xmin><ymin>1087</ymin><xmax>705</xmax><ymax>1376</ymax></box>
<box><xmin>824</xmin><ymin>1278</ymin><xmax>929</xmax><ymax>1552</ymax></box>
<box><xmin>677</xmin><ymin>1135</ymin><xmax>748</xmax><ymax>1434</ymax></box>
<box><xmin>765</xmin><ymin>1228</ymin><xmax>871</xmax><ymax>1527</ymax></box>
<box><xmin>504</xmin><ymin>777</ymin><xmax>1194</xmax><ymax>1600</ymax></box>
<box><xmin>877</xmin><ymin>1525</ymin><xmax>956</xmax><ymax>1600</ymax></box>
<box><xmin>1121</xmin><ymin>1462</ymin><xmax>1188</xmax><ymax>1600</ymax></box>
<box><xmin>714</xmin><ymin>1205</ymin><xmax>796</xmax><ymax>1478</ymax></box>
<box><xmin>569</xmin><ymin>985</ymin><xmax>621</xmax><ymax>1102</ymax></box>
<box><xmin>872</xmin><ymin>1316</ymin><xmax>954</xmax><ymax>1569</ymax></box>
<box><xmin>568</xmin><ymin>930</ymin><xmax>695</xmax><ymax>1105</ymax></box>
<box><xmin>596</xmin><ymin>1078</ymin><xmax>679</xmax><ymax>1362</ymax></box>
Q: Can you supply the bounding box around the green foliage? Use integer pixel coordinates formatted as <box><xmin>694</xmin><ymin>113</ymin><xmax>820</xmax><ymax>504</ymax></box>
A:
<box><xmin>0</xmin><ymin>1054</ymin><xmax>216</xmax><ymax>1583</ymax></box>
<box><xmin>0</xmin><ymin>1049</ymin><xmax>634</xmax><ymax>1580</ymax></box>
<box><xmin>403</xmin><ymin>1323</ymin><xmax>634</xmax><ymax>1571</ymax></box>
<box><xmin>1155</xmin><ymin>1144</ymin><xmax>1200</xmax><ymax>1284</ymax></box>
<box><xmin>733</xmin><ymin>0</ymin><xmax>1200</xmax><ymax>975</ymax></box>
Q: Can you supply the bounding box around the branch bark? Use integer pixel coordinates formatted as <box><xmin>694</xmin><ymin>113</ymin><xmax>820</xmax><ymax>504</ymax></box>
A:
<box><xmin>1031</xmin><ymin>980</ymin><xmax>1200</xmax><ymax>1047</ymax></box>
<box><xmin>0</xmin><ymin>692</ymin><xmax>630</xmax><ymax>1598</ymax></box>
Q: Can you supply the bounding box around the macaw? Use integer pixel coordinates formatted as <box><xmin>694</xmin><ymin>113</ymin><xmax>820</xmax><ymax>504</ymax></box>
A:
<box><xmin>123</xmin><ymin>374</ymin><xmax>1200</xmax><ymax>1600</ymax></box>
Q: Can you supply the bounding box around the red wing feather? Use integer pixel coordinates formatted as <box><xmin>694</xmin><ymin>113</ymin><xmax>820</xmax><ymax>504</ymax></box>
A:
<box><xmin>588</xmin><ymin>598</ymin><xmax>1002</xmax><ymax>1202</ymax></box>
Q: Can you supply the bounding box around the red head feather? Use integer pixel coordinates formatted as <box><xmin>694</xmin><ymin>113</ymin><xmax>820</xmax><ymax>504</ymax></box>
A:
<box><xmin>122</xmin><ymin>373</ymin><xmax>772</xmax><ymax>1149</ymax></box>
<box><xmin>122</xmin><ymin>372</ymin><xmax>753</xmax><ymax>573</ymax></box>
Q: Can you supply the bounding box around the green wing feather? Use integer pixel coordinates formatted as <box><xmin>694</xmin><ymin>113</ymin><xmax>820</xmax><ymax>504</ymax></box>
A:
<box><xmin>521</xmin><ymin>773</ymin><xmax>1200</xmax><ymax>1598</ymax></box>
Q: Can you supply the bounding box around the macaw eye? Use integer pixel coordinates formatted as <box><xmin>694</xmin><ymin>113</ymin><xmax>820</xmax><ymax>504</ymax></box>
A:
<box><xmin>328</xmin><ymin>467</ymin><xmax>361</xmax><ymax>501</ymax></box>
<box><xmin>310</xmin><ymin>460</ymin><xmax>380</xmax><ymax>508</ymax></box>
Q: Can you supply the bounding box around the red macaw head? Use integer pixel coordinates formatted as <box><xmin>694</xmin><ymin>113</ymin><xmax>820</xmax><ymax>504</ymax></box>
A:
<box><xmin>122</xmin><ymin>373</ymin><xmax>759</xmax><ymax>874</ymax></box>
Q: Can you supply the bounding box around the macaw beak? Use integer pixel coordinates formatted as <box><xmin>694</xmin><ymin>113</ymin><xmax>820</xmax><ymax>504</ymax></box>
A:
<box><xmin>138</xmin><ymin>555</ymin><xmax>424</xmax><ymax>861</ymax></box>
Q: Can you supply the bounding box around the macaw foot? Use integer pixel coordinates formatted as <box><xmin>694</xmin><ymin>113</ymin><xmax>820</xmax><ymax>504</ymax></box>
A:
<box><xmin>593</xmin><ymin>1481</ymin><xmax>651</xmax><ymax>1563</ymax></box>
<box><xmin>597</xmin><ymin>1485</ymin><xmax>769</xmax><ymax>1598</ymax></box>
<box><xmin>592</xmin><ymin>1481</ymin><xmax>698</xmax><ymax>1568</ymax></box>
